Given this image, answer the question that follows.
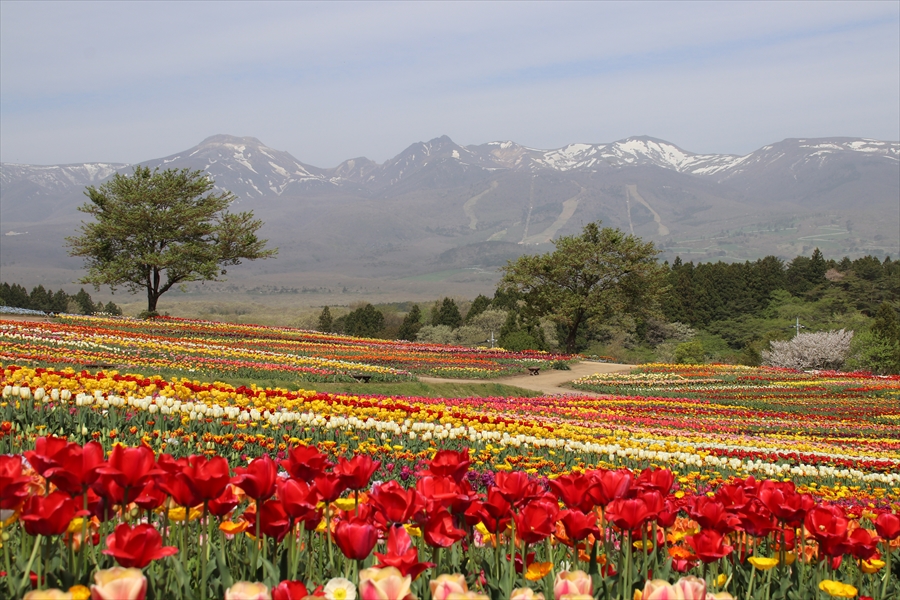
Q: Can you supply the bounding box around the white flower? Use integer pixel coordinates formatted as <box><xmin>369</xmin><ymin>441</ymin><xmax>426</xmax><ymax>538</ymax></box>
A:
<box><xmin>323</xmin><ymin>577</ymin><xmax>357</xmax><ymax>600</ymax></box>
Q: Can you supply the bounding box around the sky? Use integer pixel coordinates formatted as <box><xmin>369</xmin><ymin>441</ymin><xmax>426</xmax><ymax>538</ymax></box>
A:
<box><xmin>1</xmin><ymin>1</ymin><xmax>898</xmax><ymax>168</ymax></box>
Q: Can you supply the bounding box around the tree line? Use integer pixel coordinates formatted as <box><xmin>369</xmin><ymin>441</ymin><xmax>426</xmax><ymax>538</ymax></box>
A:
<box><xmin>0</xmin><ymin>282</ymin><xmax>122</xmax><ymax>315</ymax></box>
<box><xmin>314</xmin><ymin>223</ymin><xmax>899</xmax><ymax>374</ymax></box>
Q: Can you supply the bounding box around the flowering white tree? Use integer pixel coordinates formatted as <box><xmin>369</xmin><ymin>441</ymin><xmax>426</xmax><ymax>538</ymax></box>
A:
<box><xmin>761</xmin><ymin>329</ymin><xmax>854</xmax><ymax>370</ymax></box>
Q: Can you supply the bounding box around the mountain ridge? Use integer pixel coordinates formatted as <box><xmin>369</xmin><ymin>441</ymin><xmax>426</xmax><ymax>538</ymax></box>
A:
<box><xmin>2</xmin><ymin>133</ymin><xmax>897</xmax><ymax>301</ymax></box>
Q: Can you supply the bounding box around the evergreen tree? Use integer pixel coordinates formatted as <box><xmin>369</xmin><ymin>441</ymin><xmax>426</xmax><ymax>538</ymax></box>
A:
<box><xmin>29</xmin><ymin>285</ymin><xmax>51</xmax><ymax>312</ymax></box>
<box><xmin>397</xmin><ymin>304</ymin><xmax>423</xmax><ymax>341</ymax></box>
<box><xmin>435</xmin><ymin>298</ymin><xmax>462</xmax><ymax>329</ymax></box>
<box><xmin>1</xmin><ymin>283</ymin><xmax>30</xmax><ymax>309</ymax></box>
<box><xmin>49</xmin><ymin>289</ymin><xmax>69</xmax><ymax>313</ymax></box>
<box><xmin>343</xmin><ymin>304</ymin><xmax>385</xmax><ymax>338</ymax></box>
<box><xmin>103</xmin><ymin>301</ymin><xmax>123</xmax><ymax>316</ymax></box>
<box><xmin>317</xmin><ymin>306</ymin><xmax>334</xmax><ymax>333</ymax></box>
<box><xmin>465</xmin><ymin>294</ymin><xmax>491</xmax><ymax>323</ymax></box>
<box><xmin>74</xmin><ymin>288</ymin><xmax>95</xmax><ymax>315</ymax></box>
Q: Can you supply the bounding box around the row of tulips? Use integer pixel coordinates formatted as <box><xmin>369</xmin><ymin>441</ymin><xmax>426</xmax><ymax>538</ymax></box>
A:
<box><xmin>1</xmin><ymin>363</ymin><xmax>898</xmax><ymax>508</ymax></box>
<box><xmin>1</xmin><ymin>437</ymin><xmax>898</xmax><ymax>599</ymax></box>
<box><xmin>0</xmin><ymin>314</ymin><xmax>568</xmax><ymax>381</ymax></box>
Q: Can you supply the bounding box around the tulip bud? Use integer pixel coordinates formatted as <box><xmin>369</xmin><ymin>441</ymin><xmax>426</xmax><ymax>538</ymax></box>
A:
<box><xmin>1</xmin><ymin>385</ymin><xmax>11</xmax><ymax>399</ymax></box>
<box><xmin>511</xmin><ymin>588</ymin><xmax>545</xmax><ymax>600</ymax></box>
<box><xmin>224</xmin><ymin>581</ymin><xmax>272</xmax><ymax>600</ymax></box>
<box><xmin>359</xmin><ymin>567</ymin><xmax>412</xmax><ymax>600</ymax></box>
<box><xmin>554</xmin><ymin>571</ymin><xmax>592</xmax><ymax>600</ymax></box>
<box><xmin>34</xmin><ymin>388</ymin><xmax>46</xmax><ymax>402</ymax></box>
<box><xmin>23</xmin><ymin>589</ymin><xmax>72</xmax><ymax>599</ymax></box>
<box><xmin>430</xmin><ymin>574</ymin><xmax>468</xmax><ymax>600</ymax></box>
<box><xmin>50</xmin><ymin>388</ymin><xmax>60</xmax><ymax>402</ymax></box>
<box><xmin>19</xmin><ymin>386</ymin><xmax>32</xmax><ymax>400</ymax></box>
<box><xmin>90</xmin><ymin>567</ymin><xmax>147</xmax><ymax>600</ymax></box>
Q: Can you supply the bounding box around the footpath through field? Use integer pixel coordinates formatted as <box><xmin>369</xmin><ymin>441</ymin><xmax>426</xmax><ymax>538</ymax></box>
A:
<box><xmin>419</xmin><ymin>360</ymin><xmax>635</xmax><ymax>396</ymax></box>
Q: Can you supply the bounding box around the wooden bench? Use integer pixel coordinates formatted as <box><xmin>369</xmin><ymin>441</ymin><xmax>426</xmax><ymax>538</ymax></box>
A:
<box><xmin>350</xmin><ymin>373</ymin><xmax>372</xmax><ymax>383</ymax></box>
<box><xmin>527</xmin><ymin>366</ymin><xmax>541</xmax><ymax>376</ymax></box>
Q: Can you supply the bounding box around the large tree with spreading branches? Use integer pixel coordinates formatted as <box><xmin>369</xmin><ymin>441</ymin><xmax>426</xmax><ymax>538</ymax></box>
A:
<box><xmin>66</xmin><ymin>166</ymin><xmax>277</xmax><ymax>313</ymax></box>
<box><xmin>499</xmin><ymin>222</ymin><xmax>667</xmax><ymax>353</ymax></box>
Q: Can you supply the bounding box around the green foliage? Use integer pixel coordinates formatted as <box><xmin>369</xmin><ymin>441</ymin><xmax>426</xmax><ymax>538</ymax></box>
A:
<box><xmin>66</xmin><ymin>166</ymin><xmax>277</xmax><ymax>312</ymax></box>
<box><xmin>465</xmin><ymin>294</ymin><xmax>491</xmax><ymax>322</ymax></box>
<box><xmin>499</xmin><ymin>222</ymin><xmax>666</xmax><ymax>353</ymax></box>
<box><xmin>397</xmin><ymin>304</ymin><xmax>423</xmax><ymax>341</ymax></box>
<box><xmin>340</xmin><ymin>304</ymin><xmax>385</xmax><ymax>338</ymax></box>
<box><xmin>0</xmin><ymin>281</ymin><xmax>118</xmax><ymax>315</ymax></box>
<box><xmin>674</xmin><ymin>340</ymin><xmax>705</xmax><ymax>364</ymax></box>
<box><xmin>431</xmin><ymin>297</ymin><xmax>463</xmax><ymax>328</ymax></box>
<box><xmin>317</xmin><ymin>306</ymin><xmax>334</xmax><ymax>333</ymax></box>
<box><xmin>498</xmin><ymin>329</ymin><xmax>543</xmax><ymax>352</ymax></box>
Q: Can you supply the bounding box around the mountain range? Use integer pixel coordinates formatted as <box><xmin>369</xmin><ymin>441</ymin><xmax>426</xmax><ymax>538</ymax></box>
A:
<box><xmin>2</xmin><ymin>134</ymin><xmax>898</xmax><ymax>304</ymax></box>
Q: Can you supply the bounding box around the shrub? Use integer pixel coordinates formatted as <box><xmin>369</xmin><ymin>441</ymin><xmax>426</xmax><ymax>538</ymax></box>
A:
<box><xmin>761</xmin><ymin>329</ymin><xmax>853</xmax><ymax>370</ymax></box>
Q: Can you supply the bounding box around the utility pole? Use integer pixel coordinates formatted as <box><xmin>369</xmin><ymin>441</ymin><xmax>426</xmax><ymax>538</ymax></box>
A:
<box><xmin>792</xmin><ymin>317</ymin><xmax>806</xmax><ymax>337</ymax></box>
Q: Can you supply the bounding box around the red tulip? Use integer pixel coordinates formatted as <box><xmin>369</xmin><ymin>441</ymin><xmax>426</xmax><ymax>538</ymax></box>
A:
<box><xmin>208</xmin><ymin>485</ymin><xmax>241</xmax><ymax>518</ymax></box>
<box><xmin>875</xmin><ymin>513</ymin><xmax>900</xmax><ymax>540</ymax></box>
<box><xmin>258</xmin><ymin>499</ymin><xmax>292</xmax><ymax>542</ymax></box>
<box><xmin>334</xmin><ymin>518</ymin><xmax>378</xmax><ymax>560</ymax></box>
<box><xmin>232</xmin><ymin>454</ymin><xmax>278</xmax><ymax>501</ymax></box>
<box><xmin>605</xmin><ymin>497</ymin><xmax>651</xmax><ymax>531</ymax></box>
<box><xmin>314</xmin><ymin>471</ymin><xmax>348</xmax><ymax>503</ymax></box>
<box><xmin>560</xmin><ymin>509</ymin><xmax>600</xmax><ymax>543</ymax></box>
<box><xmin>549</xmin><ymin>473</ymin><xmax>597</xmax><ymax>512</ymax></box>
<box><xmin>477</xmin><ymin>488</ymin><xmax>512</xmax><ymax>534</ymax></box>
<box><xmin>278</xmin><ymin>478</ymin><xmax>321</xmax><ymax>522</ymax></box>
<box><xmin>416</xmin><ymin>476</ymin><xmax>472</xmax><ymax>515</ymax></box>
<box><xmin>422</xmin><ymin>509</ymin><xmax>466</xmax><ymax>548</ymax></box>
<box><xmin>374</xmin><ymin>524</ymin><xmax>435</xmax><ymax>579</ymax></box>
<box><xmin>494</xmin><ymin>471</ymin><xmax>540</xmax><ymax>506</ymax></box>
<box><xmin>103</xmin><ymin>523</ymin><xmax>178</xmax><ymax>568</ymax></box>
<box><xmin>590</xmin><ymin>469</ymin><xmax>633</xmax><ymax>507</ymax></box>
<box><xmin>657</xmin><ymin>498</ymin><xmax>679</xmax><ymax>529</ymax></box>
<box><xmin>158</xmin><ymin>471</ymin><xmax>202</xmax><ymax>509</ymax></box>
<box><xmin>847</xmin><ymin>528</ymin><xmax>881</xmax><ymax>561</ymax></box>
<box><xmin>21</xmin><ymin>491</ymin><xmax>79</xmax><ymax>536</ymax></box>
<box><xmin>636</xmin><ymin>467</ymin><xmax>674</xmax><ymax>496</ymax></box>
<box><xmin>686</xmin><ymin>530</ymin><xmax>734</xmax><ymax>563</ymax></box>
<box><xmin>280</xmin><ymin>444</ymin><xmax>331</xmax><ymax>483</ymax></box>
<box><xmin>0</xmin><ymin>455</ymin><xmax>31</xmax><ymax>510</ymax></box>
<box><xmin>42</xmin><ymin>440</ymin><xmax>105</xmax><ymax>497</ymax></box>
<box><xmin>805</xmin><ymin>505</ymin><xmax>849</xmax><ymax>545</ymax></box>
<box><xmin>272</xmin><ymin>580</ymin><xmax>310</xmax><ymax>600</ymax></box>
<box><xmin>737</xmin><ymin>499</ymin><xmax>777</xmax><ymax>538</ymax></box>
<box><xmin>688</xmin><ymin>497</ymin><xmax>738</xmax><ymax>534</ymax></box>
<box><xmin>423</xmin><ymin>449</ymin><xmax>471</xmax><ymax>483</ymax></box>
<box><xmin>335</xmin><ymin>455</ymin><xmax>381</xmax><ymax>491</ymax></box>
<box><xmin>371</xmin><ymin>480</ymin><xmax>423</xmax><ymax>525</ymax></box>
<box><xmin>23</xmin><ymin>435</ymin><xmax>70</xmax><ymax>477</ymax></box>
<box><xmin>757</xmin><ymin>481</ymin><xmax>813</xmax><ymax>527</ymax></box>
<box><xmin>132</xmin><ymin>480</ymin><xmax>168</xmax><ymax>511</ymax></box>
<box><xmin>514</xmin><ymin>497</ymin><xmax>559</xmax><ymax>545</ymax></box>
<box><xmin>100</xmin><ymin>444</ymin><xmax>159</xmax><ymax>489</ymax></box>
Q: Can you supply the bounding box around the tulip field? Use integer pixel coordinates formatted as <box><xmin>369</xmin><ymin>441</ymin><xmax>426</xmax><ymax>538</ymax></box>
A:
<box><xmin>0</xmin><ymin>314</ymin><xmax>899</xmax><ymax>599</ymax></box>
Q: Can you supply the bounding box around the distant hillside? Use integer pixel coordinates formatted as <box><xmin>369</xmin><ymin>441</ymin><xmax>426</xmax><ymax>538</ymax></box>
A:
<box><xmin>2</xmin><ymin>134</ymin><xmax>897</xmax><ymax>303</ymax></box>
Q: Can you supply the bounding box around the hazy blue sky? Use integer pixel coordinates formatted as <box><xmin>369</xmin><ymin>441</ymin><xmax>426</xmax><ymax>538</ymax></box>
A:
<box><xmin>1</xmin><ymin>1</ymin><xmax>898</xmax><ymax>167</ymax></box>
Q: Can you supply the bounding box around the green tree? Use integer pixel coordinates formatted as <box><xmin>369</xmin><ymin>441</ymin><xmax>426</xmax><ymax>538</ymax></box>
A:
<box><xmin>465</xmin><ymin>294</ymin><xmax>491</xmax><ymax>323</ymax></box>
<box><xmin>73</xmin><ymin>288</ymin><xmax>95</xmax><ymax>315</ymax></box>
<box><xmin>498</xmin><ymin>222</ymin><xmax>666</xmax><ymax>354</ymax></box>
<box><xmin>317</xmin><ymin>306</ymin><xmax>334</xmax><ymax>333</ymax></box>
<box><xmin>434</xmin><ymin>298</ymin><xmax>463</xmax><ymax>329</ymax></box>
<box><xmin>66</xmin><ymin>166</ymin><xmax>277</xmax><ymax>313</ymax></box>
<box><xmin>343</xmin><ymin>304</ymin><xmax>385</xmax><ymax>338</ymax></box>
<box><xmin>397</xmin><ymin>304</ymin><xmax>423</xmax><ymax>341</ymax></box>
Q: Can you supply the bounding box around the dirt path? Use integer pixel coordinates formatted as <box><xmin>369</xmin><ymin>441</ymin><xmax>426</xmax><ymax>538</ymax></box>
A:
<box><xmin>419</xmin><ymin>360</ymin><xmax>636</xmax><ymax>396</ymax></box>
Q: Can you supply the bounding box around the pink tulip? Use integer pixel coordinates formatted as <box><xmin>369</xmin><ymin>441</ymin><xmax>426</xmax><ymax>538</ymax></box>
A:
<box><xmin>674</xmin><ymin>576</ymin><xmax>708</xmax><ymax>599</ymax></box>
<box><xmin>23</xmin><ymin>590</ymin><xmax>72</xmax><ymax>600</ymax></box>
<box><xmin>511</xmin><ymin>589</ymin><xmax>546</xmax><ymax>600</ymax></box>
<box><xmin>90</xmin><ymin>567</ymin><xmax>147</xmax><ymax>600</ymax></box>
<box><xmin>553</xmin><ymin>570</ymin><xmax>592</xmax><ymax>600</ymax></box>
<box><xmin>224</xmin><ymin>581</ymin><xmax>272</xmax><ymax>600</ymax></box>
<box><xmin>430</xmin><ymin>574</ymin><xmax>468</xmax><ymax>600</ymax></box>
<box><xmin>359</xmin><ymin>567</ymin><xmax>412</xmax><ymax>600</ymax></box>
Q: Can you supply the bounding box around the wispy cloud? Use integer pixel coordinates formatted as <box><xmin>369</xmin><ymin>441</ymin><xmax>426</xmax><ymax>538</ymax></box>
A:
<box><xmin>1</xmin><ymin>1</ymin><xmax>897</xmax><ymax>166</ymax></box>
